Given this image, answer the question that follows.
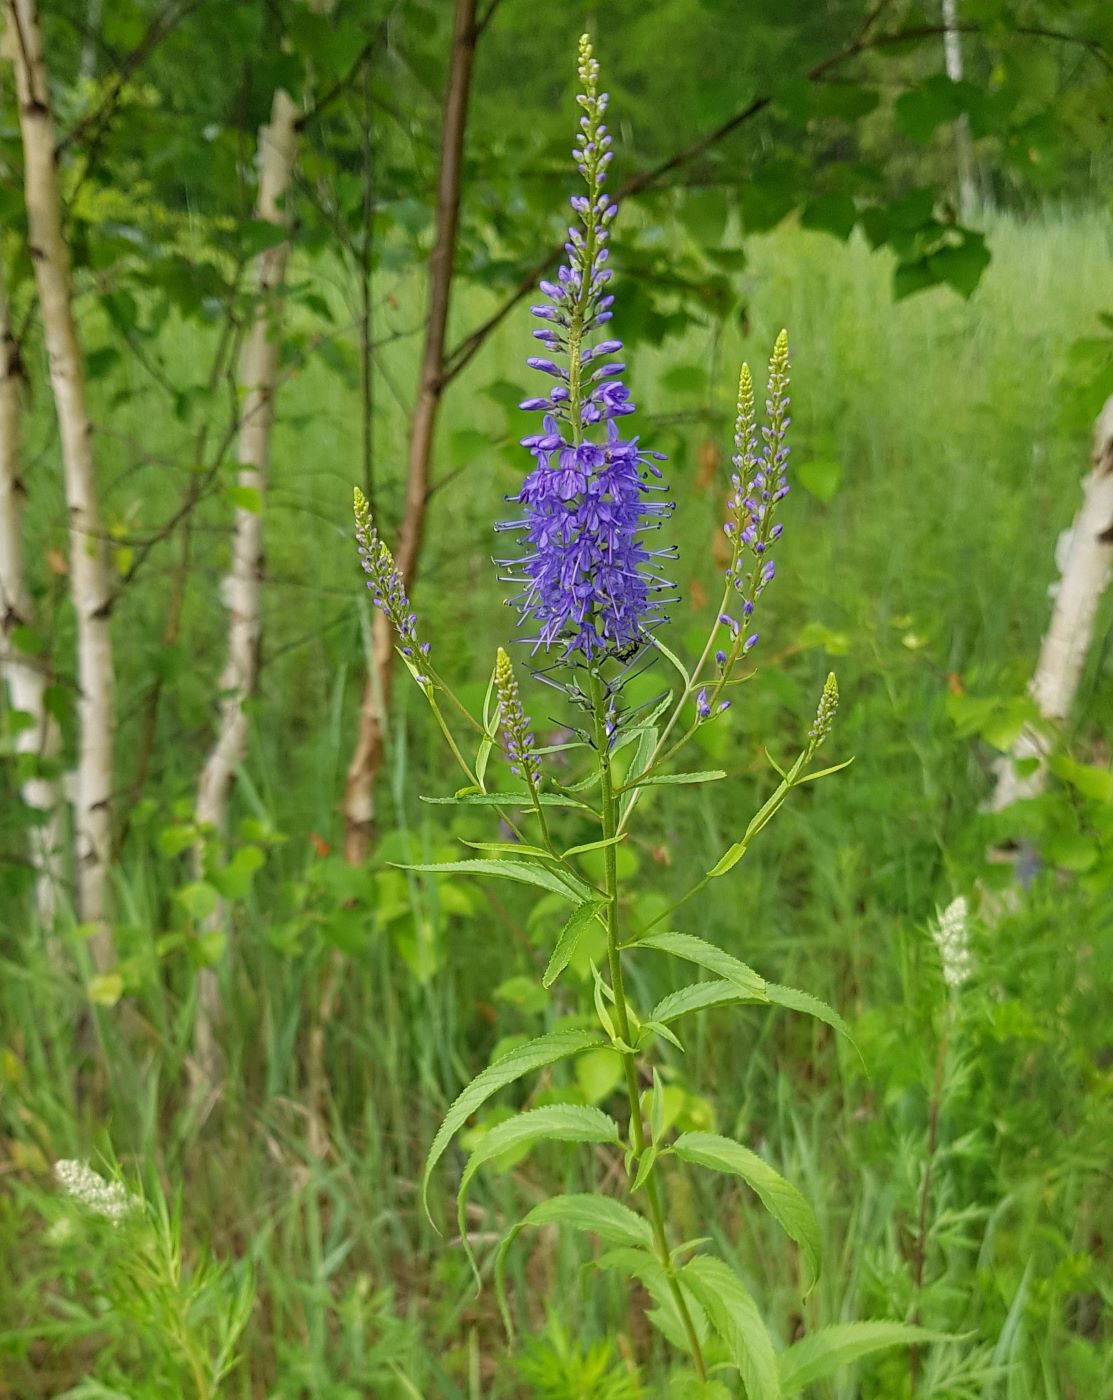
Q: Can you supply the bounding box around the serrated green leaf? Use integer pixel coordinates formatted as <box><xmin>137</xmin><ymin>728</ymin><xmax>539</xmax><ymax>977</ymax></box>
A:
<box><xmin>683</xmin><ymin>1255</ymin><xmax>780</xmax><ymax>1399</ymax></box>
<box><xmin>421</xmin><ymin>1028</ymin><xmax>601</xmax><ymax>1224</ymax></box>
<box><xmin>673</xmin><ymin>1133</ymin><xmax>820</xmax><ymax>1290</ymax></box>
<box><xmin>397</xmin><ymin>858</ymin><xmax>590</xmax><ymax>903</ymax></box>
<box><xmin>458</xmin><ymin>1105</ymin><xmax>621</xmax><ymax>1285</ymax></box>
<box><xmin>544</xmin><ymin>899</ymin><xmax>607</xmax><ymax>988</ymax></box>
<box><xmin>620</xmin><ymin>769</ymin><xmax>727</xmax><ymax>793</ymax></box>
<box><xmin>766</xmin><ymin>983</ymin><xmax>857</xmax><ymax>1054</ymax></box>
<box><xmin>495</xmin><ymin>1193</ymin><xmax>652</xmax><ymax>1338</ymax></box>
<box><xmin>651</xmin><ymin>980</ymin><xmax>760</xmax><ymax>1026</ymax></box>
<box><xmin>779</xmin><ymin>1322</ymin><xmax>950</xmax><ymax>1394</ymax></box>
<box><xmin>632</xmin><ymin>932</ymin><xmax>766</xmax><ymax>1000</ymax></box>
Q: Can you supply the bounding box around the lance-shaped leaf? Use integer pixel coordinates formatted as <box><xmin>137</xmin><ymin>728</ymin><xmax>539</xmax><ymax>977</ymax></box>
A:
<box><xmin>397</xmin><ymin>858</ymin><xmax>592</xmax><ymax>903</ymax></box>
<box><xmin>707</xmin><ymin>751</ymin><xmax>807</xmax><ymax>879</ymax></box>
<box><xmin>673</xmin><ymin>1132</ymin><xmax>821</xmax><ymax>1290</ymax></box>
<box><xmin>683</xmin><ymin>1254</ymin><xmax>781</xmax><ymax>1399</ymax></box>
<box><xmin>421</xmin><ymin>1028</ymin><xmax>601</xmax><ymax>1224</ymax></box>
<box><xmin>544</xmin><ymin>898</ymin><xmax>607</xmax><ymax>988</ymax></box>
<box><xmin>458</xmin><ymin>1105</ymin><xmax>621</xmax><ymax>1285</ymax></box>
<box><xmin>494</xmin><ymin>1193</ymin><xmax>652</xmax><ymax>1339</ymax></box>
<box><xmin>779</xmin><ymin>1322</ymin><xmax>950</xmax><ymax>1394</ymax></box>
<box><xmin>619</xmin><ymin>769</ymin><xmax>727</xmax><ymax>793</ymax></box>
<box><xmin>632</xmin><ymin>931</ymin><xmax>766</xmax><ymax>1000</ymax></box>
<box><xmin>651</xmin><ymin>979</ymin><xmax>763</xmax><ymax>1026</ymax></box>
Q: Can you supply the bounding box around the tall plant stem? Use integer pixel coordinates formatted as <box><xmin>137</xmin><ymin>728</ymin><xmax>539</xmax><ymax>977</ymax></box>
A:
<box><xmin>589</xmin><ymin>669</ymin><xmax>706</xmax><ymax>1380</ymax></box>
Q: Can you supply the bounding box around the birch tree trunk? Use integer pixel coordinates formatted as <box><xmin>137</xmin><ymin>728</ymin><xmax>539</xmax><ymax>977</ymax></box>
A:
<box><xmin>991</xmin><ymin>395</ymin><xmax>1113</xmax><ymax>810</ymax></box>
<box><xmin>0</xmin><ymin>261</ymin><xmax>64</xmax><ymax>925</ymax></box>
<box><xmin>941</xmin><ymin>0</ymin><xmax>977</xmax><ymax>221</ymax></box>
<box><xmin>6</xmin><ymin>0</ymin><xmax>115</xmax><ymax>962</ymax></box>
<box><xmin>342</xmin><ymin>0</ymin><xmax>479</xmax><ymax>863</ymax></box>
<box><xmin>192</xmin><ymin>88</ymin><xmax>298</xmax><ymax>1075</ymax></box>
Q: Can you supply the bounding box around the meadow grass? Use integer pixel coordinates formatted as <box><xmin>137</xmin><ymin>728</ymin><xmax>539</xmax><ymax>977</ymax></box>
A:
<box><xmin>1</xmin><ymin>209</ymin><xmax>1111</xmax><ymax>1396</ymax></box>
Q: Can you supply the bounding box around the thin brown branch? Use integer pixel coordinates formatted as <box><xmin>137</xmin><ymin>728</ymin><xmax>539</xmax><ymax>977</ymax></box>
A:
<box><xmin>343</xmin><ymin>0</ymin><xmax>480</xmax><ymax>863</ymax></box>
<box><xmin>57</xmin><ymin>0</ymin><xmax>203</xmax><ymax>154</ymax></box>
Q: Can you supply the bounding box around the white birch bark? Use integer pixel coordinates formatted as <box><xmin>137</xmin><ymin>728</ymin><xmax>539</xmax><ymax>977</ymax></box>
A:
<box><xmin>195</xmin><ymin>89</ymin><xmax>297</xmax><ymax>837</ymax></box>
<box><xmin>6</xmin><ymin>0</ymin><xmax>115</xmax><ymax>962</ymax></box>
<box><xmin>0</xmin><ymin>263</ymin><xmax>64</xmax><ymax>925</ymax></box>
<box><xmin>991</xmin><ymin>395</ymin><xmax>1113</xmax><ymax>809</ymax></box>
<box><xmin>192</xmin><ymin>88</ymin><xmax>298</xmax><ymax>1074</ymax></box>
<box><xmin>941</xmin><ymin>0</ymin><xmax>977</xmax><ymax>221</ymax></box>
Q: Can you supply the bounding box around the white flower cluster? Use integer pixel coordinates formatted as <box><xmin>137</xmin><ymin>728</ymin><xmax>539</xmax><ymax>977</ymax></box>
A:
<box><xmin>932</xmin><ymin>896</ymin><xmax>973</xmax><ymax>991</ymax></box>
<box><xmin>53</xmin><ymin>1159</ymin><xmax>135</xmax><ymax>1225</ymax></box>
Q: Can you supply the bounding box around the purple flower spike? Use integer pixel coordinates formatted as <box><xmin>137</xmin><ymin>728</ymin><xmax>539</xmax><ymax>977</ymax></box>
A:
<box><xmin>495</xmin><ymin>36</ymin><xmax>674</xmax><ymax>668</ymax></box>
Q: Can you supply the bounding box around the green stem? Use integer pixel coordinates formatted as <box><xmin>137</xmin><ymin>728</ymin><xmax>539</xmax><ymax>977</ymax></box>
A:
<box><xmin>589</xmin><ymin>669</ymin><xmax>707</xmax><ymax>1380</ymax></box>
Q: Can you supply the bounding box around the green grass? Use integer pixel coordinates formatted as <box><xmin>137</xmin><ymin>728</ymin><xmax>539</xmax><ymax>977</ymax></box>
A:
<box><xmin>1</xmin><ymin>209</ymin><xmax>1112</xmax><ymax>1397</ymax></box>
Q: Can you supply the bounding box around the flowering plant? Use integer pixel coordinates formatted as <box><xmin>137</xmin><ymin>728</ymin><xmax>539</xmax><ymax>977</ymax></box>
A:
<box><xmin>354</xmin><ymin>35</ymin><xmax>936</xmax><ymax>1392</ymax></box>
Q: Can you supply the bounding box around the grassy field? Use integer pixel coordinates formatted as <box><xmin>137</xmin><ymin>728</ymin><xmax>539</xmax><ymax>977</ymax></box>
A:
<box><xmin>1</xmin><ymin>209</ymin><xmax>1112</xmax><ymax>1397</ymax></box>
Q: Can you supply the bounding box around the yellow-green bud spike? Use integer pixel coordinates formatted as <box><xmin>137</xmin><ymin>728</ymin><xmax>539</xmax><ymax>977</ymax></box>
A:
<box><xmin>494</xmin><ymin>646</ymin><xmax>540</xmax><ymax>786</ymax></box>
<box><xmin>734</xmin><ymin>363</ymin><xmax>755</xmax><ymax>457</ymax></box>
<box><xmin>808</xmin><ymin>672</ymin><xmax>839</xmax><ymax>753</ymax></box>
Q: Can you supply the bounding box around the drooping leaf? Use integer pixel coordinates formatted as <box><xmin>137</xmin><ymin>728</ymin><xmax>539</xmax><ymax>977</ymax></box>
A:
<box><xmin>397</xmin><ymin>858</ymin><xmax>591</xmax><ymax>903</ymax></box>
<box><xmin>766</xmin><ymin>983</ymin><xmax>857</xmax><ymax>1053</ymax></box>
<box><xmin>494</xmin><ymin>1193</ymin><xmax>652</xmax><ymax>1338</ymax></box>
<box><xmin>683</xmin><ymin>1255</ymin><xmax>781</xmax><ymax>1399</ymax></box>
<box><xmin>651</xmin><ymin>980</ymin><xmax>760</xmax><ymax>1026</ymax></box>
<box><xmin>421</xmin><ymin>1028</ymin><xmax>601</xmax><ymax>1224</ymax></box>
<box><xmin>779</xmin><ymin>1322</ymin><xmax>949</xmax><ymax>1395</ymax></box>
<box><xmin>544</xmin><ymin>898</ymin><xmax>607</xmax><ymax>988</ymax></box>
<box><xmin>632</xmin><ymin>932</ymin><xmax>766</xmax><ymax>999</ymax></box>
<box><xmin>673</xmin><ymin>1132</ymin><xmax>820</xmax><ymax>1289</ymax></box>
<box><xmin>457</xmin><ymin>1106</ymin><xmax>621</xmax><ymax>1284</ymax></box>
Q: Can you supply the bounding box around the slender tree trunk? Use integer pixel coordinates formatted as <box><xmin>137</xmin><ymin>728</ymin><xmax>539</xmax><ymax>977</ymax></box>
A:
<box><xmin>991</xmin><ymin>395</ymin><xmax>1113</xmax><ymax>809</ymax></box>
<box><xmin>192</xmin><ymin>87</ymin><xmax>298</xmax><ymax>1074</ymax></box>
<box><xmin>6</xmin><ymin>0</ymin><xmax>115</xmax><ymax>963</ymax></box>
<box><xmin>941</xmin><ymin>0</ymin><xmax>976</xmax><ymax>221</ymax></box>
<box><xmin>0</xmin><ymin>260</ymin><xmax>64</xmax><ymax>925</ymax></box>
<box><xmin>342</xmin><ymin>0</ymin><xmax>479</xmax><ymax>863</ymax></box>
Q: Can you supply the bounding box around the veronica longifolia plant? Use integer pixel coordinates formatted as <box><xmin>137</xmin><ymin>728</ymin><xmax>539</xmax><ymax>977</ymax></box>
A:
<box><xmin>353</xmin><ymin>36</ymin><xmax>934</xmax><ymax>1393</ymax></box>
